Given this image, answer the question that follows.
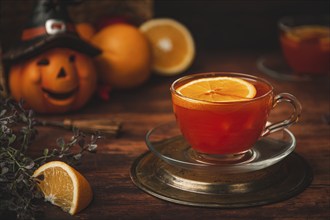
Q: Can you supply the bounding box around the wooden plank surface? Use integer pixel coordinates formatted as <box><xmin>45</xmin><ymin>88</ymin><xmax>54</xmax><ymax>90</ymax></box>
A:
<box><xmin>3</xmin><ymin>50</ymin><xmax>330</xmax><ymax>219</ymax></box>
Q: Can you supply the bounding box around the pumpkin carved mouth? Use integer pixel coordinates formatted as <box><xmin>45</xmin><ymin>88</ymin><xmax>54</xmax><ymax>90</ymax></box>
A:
<box><xmin>42</xmin><ymin>87</ymin><xmax>78</xmax><ymax>100</ymax></box>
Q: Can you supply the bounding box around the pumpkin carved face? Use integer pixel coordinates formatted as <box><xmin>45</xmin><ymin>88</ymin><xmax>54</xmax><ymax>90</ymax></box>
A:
<box><xmin>9</xmin><ymin>48</ymin><xmax>97</xmax><ymax>113</ymax></box>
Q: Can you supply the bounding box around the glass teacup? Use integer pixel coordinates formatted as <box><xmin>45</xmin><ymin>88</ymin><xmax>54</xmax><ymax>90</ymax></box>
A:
<box><xmin>170</xmin><ymin>72</ymin><xmax>302</xmax><ymax>160</ymax></box>
<box><xmin>279</xmin><ymin>15</ymin><xmax>330</xmax><ymax>75</ymax></box>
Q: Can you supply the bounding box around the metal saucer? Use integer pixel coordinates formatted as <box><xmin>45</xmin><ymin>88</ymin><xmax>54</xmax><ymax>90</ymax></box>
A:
<box><xmin>130</xmin><ymin>151</ymin><xmax>312</xmax><ymax>208</ymax></box>
<box><xmin>130</xmin><ymin>122</ymin><xmax>313</xmax><ymax>208</ymax></box>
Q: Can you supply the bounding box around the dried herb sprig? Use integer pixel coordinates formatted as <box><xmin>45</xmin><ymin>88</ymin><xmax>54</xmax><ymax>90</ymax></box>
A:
<box><xmin>0</xmin><ymin>97</ymin><xmax>101</xmax><ymax>219</ymax></box>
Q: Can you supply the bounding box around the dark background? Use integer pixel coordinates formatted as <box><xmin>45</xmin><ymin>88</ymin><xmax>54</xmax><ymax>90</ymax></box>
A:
<box><xmin>154</xmin><ymin>0</ymin><xmax>330</xmax><ymax>51</ymax></box>
<box><xmin>1</xmin><ymin>0</ymin><xmax>329</xmax><ymax>53</ymax></box>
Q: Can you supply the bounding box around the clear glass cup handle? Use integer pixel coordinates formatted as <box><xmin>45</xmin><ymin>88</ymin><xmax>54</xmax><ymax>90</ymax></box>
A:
<box><xmin>262</xmin><ymin>93</ymin><xmax>302</xmax><ymax>136</ymax></box>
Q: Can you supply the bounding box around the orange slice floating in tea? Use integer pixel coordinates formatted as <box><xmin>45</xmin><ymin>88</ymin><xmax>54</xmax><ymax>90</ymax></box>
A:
<box><xmin>285</xmin><ymin>25</ymin><xmax>330</xmax><ymax>43</ymax></box>
<box><xmin>140</xmin><ymin>18</ymin><xmax>195</xmax><ymax>75</ymax></box>
<box><xmin>176</xmin><ymin>77</ymin><xmax>257</xmax><ymax>102</ymax></box>
<box><xmin>33</xmin><ymin>161</ymin><xmax>93</xmax><ymax>215</ymax></box>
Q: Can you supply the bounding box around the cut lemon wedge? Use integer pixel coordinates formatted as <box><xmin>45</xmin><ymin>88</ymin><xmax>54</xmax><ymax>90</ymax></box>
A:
<box><xmin>33</xmin><ymin>161</ymin><xmax>93</xmax><ymax>215</ymax></box>
<box><xmin>140</xmin><ymin>18</ymin><xmax>195</xmax><ymax>75</ymax></box>
<box><xmin>177</xmin><ymin>76</ymin><xmax>257</xmax><ymax>102</ymax></box>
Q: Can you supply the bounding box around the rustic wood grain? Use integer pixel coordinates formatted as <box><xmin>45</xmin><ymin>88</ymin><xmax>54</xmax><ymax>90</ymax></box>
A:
<box><xmin>1</xmin><ymin>50</ymin><xmax>326</xmax><ymax>219</ymax></box>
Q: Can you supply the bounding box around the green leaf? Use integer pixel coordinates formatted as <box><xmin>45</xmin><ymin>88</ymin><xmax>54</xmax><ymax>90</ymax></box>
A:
<box><xmin>73</xmin><ymin>153</ymin><xmax>82</xmax><ymax>160</ymax></box>
<box><xmin>88</xmin><ymin>144</ymin><xmax>97</xmax><ymax>152</ymax></box>
<box><xmin>43</xmin><ymin>148</ymin><xmax>49</xmax><ymax>156</ymax></box>
<box><xmin>24</xmin><ymin>161</ymin><xmax>35</xmax><ymax>170</ymax></box>
<box><xmin>0</xmin><ymin>109</ymin><xmax>6</xmax><ymax>117</ymax></box>
<box><xmin>1</xmin><ymin>167</ymin><xmax>9</xmax><ymax>175</ymax></box>
<box><xmin>17</xmin><ymin>173</ymin><xmax>24</xmax><ymax>182</ymax></box>
<box><xmin>20</xmin><ymin>113</ymin><xmax>28</xmax><ymax>122</ymax></box>
<box><xmin>8</xmin><ymin>134</ymin><xmax>16</xmax><ymax>144</ymax></box>
<box><xmin>56</xmin><ymin>137</ymin><xmax>65</xmax><ymax>149</ymax></box>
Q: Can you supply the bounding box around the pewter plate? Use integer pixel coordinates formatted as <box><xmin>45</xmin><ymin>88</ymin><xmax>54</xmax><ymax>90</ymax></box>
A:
<box><xmin>130</xmin><ymin>121</ymin><xmax>312</xmax><ymax>207</ymax></box>
<box><xmin>130</xmin><ymin>151</ymin><xmax>312</xmax><ymax>208</ymax></box>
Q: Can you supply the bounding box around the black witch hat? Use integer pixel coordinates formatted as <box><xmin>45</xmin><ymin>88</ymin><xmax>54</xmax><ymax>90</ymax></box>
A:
<box><xmin>3</xmin><ymin>0</ymin><xmax>101</xmax><ymax>64</ymax></box>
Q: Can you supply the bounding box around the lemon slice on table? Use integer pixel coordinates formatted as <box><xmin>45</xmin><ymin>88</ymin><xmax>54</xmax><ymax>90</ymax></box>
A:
<box><xmin>33</xmin><ymin>161</ymin><xmax>93</xmax><ymax>215</ymax></box>
<box><xmin>177</xmin><ymin>77</ymin><xmax>257</xmax><ymax>102</ymax></box>
<box><xmin>140</xmin><ymin>18</ymin><xmax>195</xmax><ymax>75</ymax></box>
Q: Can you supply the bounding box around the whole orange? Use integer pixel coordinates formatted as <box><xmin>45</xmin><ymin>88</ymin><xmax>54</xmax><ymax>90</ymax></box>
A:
<box><xmin>76</xmin><ymin>22</ymin><xmax>96</xmax><ymax>41</ymax></box>
<box><xmin>91</xmin><ymin>23</ymin><xmax>151</xmax><ymax>89</ymax></box>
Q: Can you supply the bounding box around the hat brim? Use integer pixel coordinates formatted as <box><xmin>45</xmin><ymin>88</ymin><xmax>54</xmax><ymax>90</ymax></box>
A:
<box><xmin>3</xmin><ymin>34</ymin><xmax>102</xmax><ymax>64</ymax></box>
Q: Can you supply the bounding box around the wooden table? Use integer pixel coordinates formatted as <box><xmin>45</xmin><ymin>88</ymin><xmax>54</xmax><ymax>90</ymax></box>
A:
<box><xmin>7</xmin><ymin>50</ymin><xmax>330</xmax><ymax>219</ymax></box>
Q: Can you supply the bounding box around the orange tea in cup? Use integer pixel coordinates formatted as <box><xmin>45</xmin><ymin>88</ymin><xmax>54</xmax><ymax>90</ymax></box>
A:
<box><xmin>279</xmin><ymin>16</ymin><xmax>330</xmax><ymax>74</ymax></box>
<box><xmin>171</xmin><ymin>72</ymin><xmax>301</xmax><ymax>156</ymax></box>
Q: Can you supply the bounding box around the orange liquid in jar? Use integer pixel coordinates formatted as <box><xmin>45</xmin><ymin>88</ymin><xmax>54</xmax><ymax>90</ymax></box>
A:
<box><xmin>172</xmin><ymin>78</ymin><xmax>273</xmax><ymax>154</ymax></box>
<box><xmin>280</xmin><ymin>25</ymin><xmax>330</xmax><ymax>74</ymax></box>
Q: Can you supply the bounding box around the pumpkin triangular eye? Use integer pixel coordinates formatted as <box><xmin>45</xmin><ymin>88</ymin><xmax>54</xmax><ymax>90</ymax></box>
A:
<box><xmin>69</xmin><ymin>55</ymin><xmax>76</xmax><ymax>62</ymax></box>
<box><xmin>37</xmin><ymin>58</ymin><xmax>49</xmax><ymax>65</ymax></box>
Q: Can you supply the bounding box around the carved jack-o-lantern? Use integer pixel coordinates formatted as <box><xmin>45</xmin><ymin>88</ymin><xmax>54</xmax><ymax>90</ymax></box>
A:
<box><xmin>9</xmin><ymin>48</ymin><xmax>97</xmax><ymax>113</ymax></box>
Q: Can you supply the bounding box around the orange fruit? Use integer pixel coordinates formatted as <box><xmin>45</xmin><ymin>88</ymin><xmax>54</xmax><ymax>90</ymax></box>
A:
<box><xmin>76</xmin><ymin>22</ymin><xmax>96</xmax><ymax>41</ymax></box>
<box><xmin>177</xmin><ymin>77</ymin><xmax>256</xmax><ymax>102</ymax></box>
<box><xmin>91</xmin><ymin>23</ymin><xmax>151</xmax><ymax>89</ymax></box>
<box><xmin>140</xmin><ymin>18</ymin><xmax>195</xmax><ymax>75</ymax></box>
<box><xmin>33</xmin><ymin>161</ymin><xmax>93</xmax><ymax>215</ymax></box>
